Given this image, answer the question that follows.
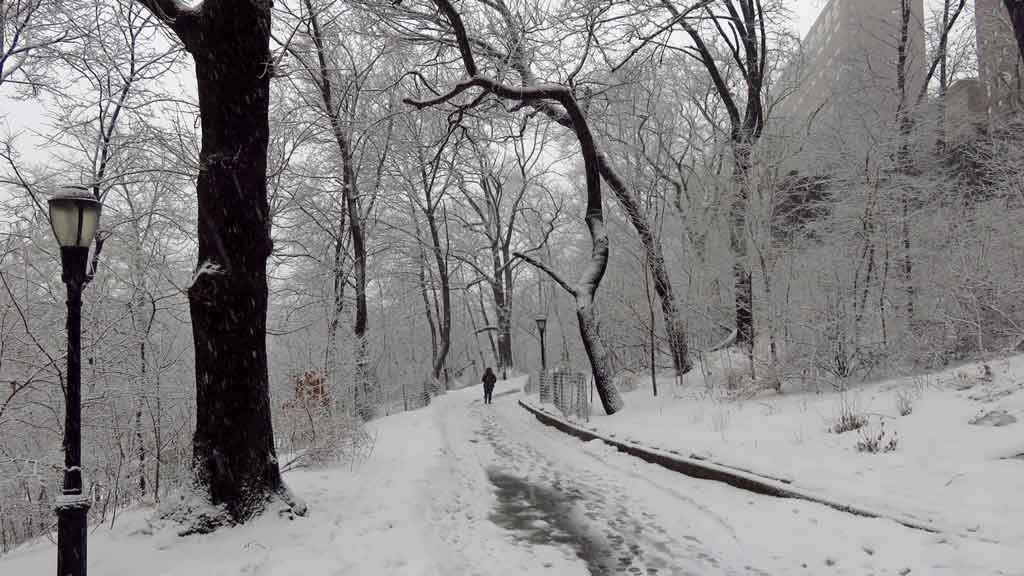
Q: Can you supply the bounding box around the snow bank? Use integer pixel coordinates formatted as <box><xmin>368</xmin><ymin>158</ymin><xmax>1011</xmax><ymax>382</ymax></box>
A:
<box><xmin>584</xmin><ymin>354</ymin><xmax>1024</xmax><ymax>549</ymax></box>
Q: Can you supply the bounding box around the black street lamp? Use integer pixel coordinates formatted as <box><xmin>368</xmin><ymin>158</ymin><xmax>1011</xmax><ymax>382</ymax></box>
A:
<box><xmin>49</xmin><ymin>187</ymin><xmax>101</xmax><ymax>576</ymax></box>
<box><xmin>535</xmin><ymin>315</ymin><xmax>547</xmax><ymax>373</ymax></box>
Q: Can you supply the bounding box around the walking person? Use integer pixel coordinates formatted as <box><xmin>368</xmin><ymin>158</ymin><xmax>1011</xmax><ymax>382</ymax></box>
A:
<box><xmin>482</xmin><ymin>366</ymin><xmax>497</xmax><ymax>404</ymax></box>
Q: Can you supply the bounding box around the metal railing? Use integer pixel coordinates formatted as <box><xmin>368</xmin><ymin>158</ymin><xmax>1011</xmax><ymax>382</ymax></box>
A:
<box><xmin>538</xmin><ymin>369</ymin><xmax>589</xmax><ymax>422</ymax></box>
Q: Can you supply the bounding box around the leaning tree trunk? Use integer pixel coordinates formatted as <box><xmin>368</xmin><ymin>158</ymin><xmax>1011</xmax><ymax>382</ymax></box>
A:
<box><xmin>597</xmin><ymin>154</ymin><xmax>692</xmax><ymax>374</ymax></box>
<box><xmin>577</xmin><ymin>296</ymin><xmax>623</xmax><ymax>414</ymax></box>
<box><xmin>138</xmin><ymin>0</ymin><xmax>300</xmax><ymax>524</ymax></box>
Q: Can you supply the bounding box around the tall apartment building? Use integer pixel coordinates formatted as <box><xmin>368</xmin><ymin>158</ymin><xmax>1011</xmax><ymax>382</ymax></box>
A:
<box><xmin>975</xmin><ymin>0</ymin><xmax>1022</xmax><ymax>116</ymax></box>
<box><xmin>776</xmin><ymin>0</ymin><xmax>926</xmax><ymax>141</ymax></box>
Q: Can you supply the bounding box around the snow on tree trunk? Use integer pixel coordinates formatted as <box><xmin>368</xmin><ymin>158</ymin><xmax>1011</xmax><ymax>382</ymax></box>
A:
<box><xmin>576</xmin><ymin>303</ymin><xmax>623</xmax><ymax>414</ymax></box>
<box><xmin>137</xmin><ymin>0</ymin><xmax>303</xmax><ymax>525</ymax></box>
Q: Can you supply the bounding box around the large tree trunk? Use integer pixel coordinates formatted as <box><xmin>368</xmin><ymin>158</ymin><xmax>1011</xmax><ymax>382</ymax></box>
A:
<box><xmin>730</xmin><ymin>140</ymin><xmax>754</xmax><ymax>354</ymax></box>
<box><xmin>138</xmin><ymin>0</ymin><xmax>300</xmax><ymax>524</ymax></box>
<box><xmin>490</xmin><ymin>248</ymin><xmax>513</xmax><ymax>375</ymax></box>
<box><xmin>1003</xmin><ymin>0</ymin><xmax>1024</xmax><ymax>63</ymax></box>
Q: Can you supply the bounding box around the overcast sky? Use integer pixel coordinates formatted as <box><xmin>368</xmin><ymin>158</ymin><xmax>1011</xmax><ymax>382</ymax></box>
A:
<box><xmin>0</xmin><ymin>0</ymin><xmax>935</xmax><ymax>180</ymax></box>
<box><xmin>794</xmin><ymin>0</ymin><xmax>828</xmax><ymax>36</ymax></box>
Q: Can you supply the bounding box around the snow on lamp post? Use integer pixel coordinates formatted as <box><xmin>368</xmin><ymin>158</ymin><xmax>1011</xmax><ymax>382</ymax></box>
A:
<box><xmin>48</xmin><ymin>186</ymin><xmax>101</xmax><ymax>576</ymax></box>
<box><xmin>535</xmin><ymin>315</ymin><xmax>547</xmax><ymax>373</ymax></box>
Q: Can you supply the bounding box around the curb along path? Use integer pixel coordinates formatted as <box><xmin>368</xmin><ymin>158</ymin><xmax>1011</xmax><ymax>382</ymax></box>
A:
<box><xmin>518</xmin><ymin>397</ymin><xmax>948</xmax><ymax>535</ymax></box>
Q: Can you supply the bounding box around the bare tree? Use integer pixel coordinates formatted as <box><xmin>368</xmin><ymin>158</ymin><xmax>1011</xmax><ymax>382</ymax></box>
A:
<box><xmin>393</xmin><ymin>111</ymin><xmax>459</xmax><ymax>386</ymax></box>
<box><xmin>644</xmin><ymin>0</ymin><xmax>768</xmax><ymax>355</ymax></box>
<box><xmin>0</xmin><ymin>0</ymin><xmax>75</xmax><ymax>93</ymax></box>
<box><xmin>277</xmin><ymin>0</ymin><xmax>392</xmax><ymax>418</ymax></box>
<box><xmin>402</xmin><ymin>0</ymin><xmax>623</xmax><ymax>413</ymax></box>
<box><xmin>377</xmin><ymin>0</ymin><xmax>694</xmax><ymax>376</ymax></box>
<box><xmin>450</xmin><ymin>120</ymin><xmax>562</xmax><ymax>377</ymax></box>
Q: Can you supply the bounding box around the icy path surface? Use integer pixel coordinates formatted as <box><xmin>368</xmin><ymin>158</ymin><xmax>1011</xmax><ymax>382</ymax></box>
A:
<box><xmin>2</xmin><ymin>383</ymin><xmax>1019</xmax><ymax>575</ymax></box>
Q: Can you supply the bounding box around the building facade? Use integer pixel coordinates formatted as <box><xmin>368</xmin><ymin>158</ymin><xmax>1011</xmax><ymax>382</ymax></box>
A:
<box><xmin>775</xmin><ymin>0</ymin><xmax>926</xmax><ymax>143</ymax></box>
<box><xmin>975</xmin><ymin>0</ymin><xmax>1022</xmax><ymax>117</ymax></box>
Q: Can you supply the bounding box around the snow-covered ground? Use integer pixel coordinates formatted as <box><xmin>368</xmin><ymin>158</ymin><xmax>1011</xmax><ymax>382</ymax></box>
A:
<box><xmin>4</xmin><ymin>374</ymin><xmax>1022</xmax><ymax>575</ymax></box>
<box><xmin>578</xmin><ymin>353</ymin><xmax>1024</xmax><ymax>555</ymax></box>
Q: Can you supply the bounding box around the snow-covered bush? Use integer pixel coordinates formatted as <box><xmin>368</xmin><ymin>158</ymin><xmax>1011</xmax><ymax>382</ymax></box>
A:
<box><xmin>276</xmin><ymin>370</ymin><xmax>378</xmax><ymax>470</ymax></box>
<box><xmin>829</xmin><ymin>391</ymin><xmax>867</xmax><ymax>433</ymax></box>
<box><xmin>855</xmin><ymin>421</ymin><xmax>899</xmax><ymax>453</ymax></box>
<box><xmin>895</xmin><ymin>389</ymin><xmax>915</xmax><ymax>416</ymax></box>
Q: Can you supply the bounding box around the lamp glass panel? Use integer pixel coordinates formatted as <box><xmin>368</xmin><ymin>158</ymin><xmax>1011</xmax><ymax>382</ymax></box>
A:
<box><xmin>49</xmin><ymin>201</ymin><xmax>79</xmax><ymax>247</ymax></box>
<box><xmin>48</xmin><ymin>196</ymin><xmax>101</xmax><ymax>248</ymax></box>
<box><xmin>77</xmin><ymin>204</ymin><xmax>100</xmax><ymax>247</ymax></box>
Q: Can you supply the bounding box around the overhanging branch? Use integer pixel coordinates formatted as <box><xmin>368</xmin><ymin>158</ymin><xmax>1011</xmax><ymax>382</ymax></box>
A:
<box><xmin>512</xmin><ymin>251</ymin><xmax>576</xmax><ymax>298</ymax></box>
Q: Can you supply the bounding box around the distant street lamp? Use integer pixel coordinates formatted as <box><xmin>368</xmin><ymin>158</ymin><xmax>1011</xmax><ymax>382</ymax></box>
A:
<box><xmin>49</xmin><ymin>186</ymin><xmax>101</xmax><ymax>576</ymax></box>
<box><xmin>535</xmin><ymin>315</ymin><xmax>548</xmax><ymax>373</ymax></box>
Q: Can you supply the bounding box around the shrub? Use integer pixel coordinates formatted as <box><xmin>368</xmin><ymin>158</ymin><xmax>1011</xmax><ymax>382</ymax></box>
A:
<box><xmin>829</xmin><ymin>391</ymin><xmax>867</xmax><ymax>433</ymax></box>
<box><xmin>856</xmin><ymin>421</ymin><xmax>899</xmax><ymax>453</ymax></box>
<box><xmin>723</xmin><ymin>367</ymin><xmax>747</xmax><ymax>392</ymax></box>
<box><xmin>895</xmin><ymin>389</ymin><xmax>914</xmax><ymax>416</ymax></box>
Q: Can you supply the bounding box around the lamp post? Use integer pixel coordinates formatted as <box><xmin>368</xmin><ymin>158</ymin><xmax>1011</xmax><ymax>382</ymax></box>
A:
<box><xmin>535</xmin><ymin>315</ymin><xmax>547</xmax><ymax>373</ymax></box>
<box><xmin>48</xmin><ymin>187</ymin><xmax>101</xmax><ymax>576</ymax></box>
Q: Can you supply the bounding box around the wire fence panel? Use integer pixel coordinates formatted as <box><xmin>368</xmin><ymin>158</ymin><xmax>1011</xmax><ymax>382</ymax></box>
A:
<box><xmin>538</xmin><ymin>370</ymin><xmax>589</xmax><ymax>422</ymax></box>
<box><xmin>539</xmin><ymin>372</ymin><xmax>552</xmax><ymax>404</ymax></box>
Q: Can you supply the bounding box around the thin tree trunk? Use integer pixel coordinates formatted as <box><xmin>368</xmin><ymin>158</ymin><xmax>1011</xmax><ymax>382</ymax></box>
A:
<box><xmin>937</xmin><ymin>0</ymin><xmax>951</xmax><ymax>153</ymax></box>
<box><xmin>424</xmin><ymin>205</ymin><xmax>451</xmax><ymax>382</ymax></box>
<box><xmin>325</xmin><ymin>234</ymin><xmax>345</xmax><ymax>400</ymax></box>
<box><xmin>478</xmin><ymin>288</ymin><xmax>498</xmax><ymax>363</ymax></box>
<box><xmin>136</xmin><ymin>337</ymin><xmax>146</xmax><ymax>497</ymax></box>
<box><xmin>644</xmin><ymin>261</ymin><xmax>658</xmax><ymax>396</ymax></box>
<box><xmin>897</xmin><ymin>0</ymin><xmax>915</xmax><ymax>324</ymax></box>
<box><xmin>306</xmin><ymin>3</ymin><xmax>373</xmax><ymax>416</ymax></box>
<box><xmin>463</xmin><ymin>287</ymin><xmax>486</xmax><ymax>368</ymax></box>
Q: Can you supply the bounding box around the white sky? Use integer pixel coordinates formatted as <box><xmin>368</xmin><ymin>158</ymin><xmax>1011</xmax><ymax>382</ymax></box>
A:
<box><xmin>795</xmin><ymin>0</ymin><xmax>829</xmax><ymax>37</ymax></box>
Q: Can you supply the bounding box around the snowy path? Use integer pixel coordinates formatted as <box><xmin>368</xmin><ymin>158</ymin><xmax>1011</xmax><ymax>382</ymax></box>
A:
<box><xmin>432</xmin><ymin>385</ymin><xmax>1021</xmax><ymax>576</ymax></box>
<box><xmin>427</xmin><ymin>389</ymin><xmax>753</xmax><ymax>575</ymax></box>
<box><xmin>2</xmin><ymin>383</ymin><xmax>1020</xmax><ymax>575</ymax></box>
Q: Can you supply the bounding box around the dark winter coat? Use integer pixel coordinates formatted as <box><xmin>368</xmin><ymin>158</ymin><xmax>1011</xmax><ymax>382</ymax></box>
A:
<box><xmin>482</xmin><ymin>368</ymin><xmax>497</xmax><ymax>390</ymax></box>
